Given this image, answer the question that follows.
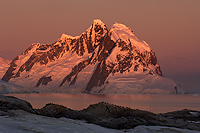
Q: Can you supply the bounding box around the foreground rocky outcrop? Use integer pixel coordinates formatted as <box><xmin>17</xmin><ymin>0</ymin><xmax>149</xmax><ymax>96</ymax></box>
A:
<box><xmin>161</xmin><ymin>109</ymin><xmax>200</xmax><ymax>122</ymax></box>
<box><xmin>38</xmin><ymin>102</ymin><xmax>200</xmax><ymax>130</ymax></box>
<box><xmin>0</xmin><ymin>94</ymin><xmax>200</xmax><ymax>131</ymax></box>
<box><xmin>0</xmin><ymin>95</ymin><xmax>35</xmax><ymax>116</ymax></box>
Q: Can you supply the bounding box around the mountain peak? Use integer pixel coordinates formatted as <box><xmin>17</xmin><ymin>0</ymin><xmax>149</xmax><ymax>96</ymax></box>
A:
<box><xmin>93</xmin><ymin>19</ymin><xmax>105</xmax><ymax>26</ymax></box>
<box><xmin>60</xmin><ymin>33</ymin><xmax>78</xmax><ymax>40</ymax></box>
<box><xmin>110</xmin><ymin>22</ymin><xmax>151</xmax><ymax>52</ymax></box>
<box><xmin>60</xmin><ymin>19</ymin><xmax>107</xmax><ymax>42</ymax></box>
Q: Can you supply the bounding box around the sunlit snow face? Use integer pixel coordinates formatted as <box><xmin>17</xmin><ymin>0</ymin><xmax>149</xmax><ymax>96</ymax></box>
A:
<box><xmin>0</xmin><ymin>19</ymin><xmax>182</xmax><ymax>94</ymax></box>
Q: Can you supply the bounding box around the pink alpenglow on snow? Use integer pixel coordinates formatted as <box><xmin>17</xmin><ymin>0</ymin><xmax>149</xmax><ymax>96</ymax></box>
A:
<box><xmin>1</xmin><ymin>20</ymin><xmax>184</xmax><ymax>94</ymax></box>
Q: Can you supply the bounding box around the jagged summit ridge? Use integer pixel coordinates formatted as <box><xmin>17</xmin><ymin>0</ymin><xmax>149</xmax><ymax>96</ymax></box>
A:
<box><xmin>2</xmin><ymin>19</ymin><xmax>108</xmax><ymax>82</ymax></box>
<box><xmin>2</xmin><ymin>19</ymin><xmax>183</xmax><ymax>94</ymax></box>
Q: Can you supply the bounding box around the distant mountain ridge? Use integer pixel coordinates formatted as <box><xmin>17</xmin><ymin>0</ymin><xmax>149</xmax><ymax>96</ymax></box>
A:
<box><xmin>0</xmin><ymin>57</ymin><xmax>10</xmax><ymax>78</ymax></box>
<box><xmin>2</xmin><ymin>19</ymin><xmax>184</xmax><ymax>94</ymax></box>
<box><xmin>0</xmin><ymin>57</ymin><xmax>10</xmax><ymax>64</ymax></box>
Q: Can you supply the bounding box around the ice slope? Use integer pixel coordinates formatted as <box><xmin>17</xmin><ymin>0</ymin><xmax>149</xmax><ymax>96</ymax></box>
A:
<box><xmin>0</xmin><ymin>79</ymin><xmax>27</xmax><ymax>94</ymax></box>
<box><xmin>0</xmin><ymin>57</ymin><xmax>26</xmax><ymax>94</ymax></box>
<box><xmin>90</xmin><ymin>72</ymin><xmax>184</xmax><ymax>94</ymax></box>
<box><xmin>111</xmin><ymin>22</ymin><xmax>151</xmax><ymax>52</ymax></box>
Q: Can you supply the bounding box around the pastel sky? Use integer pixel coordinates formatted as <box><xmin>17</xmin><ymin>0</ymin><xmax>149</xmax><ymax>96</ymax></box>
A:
<box><xmin>0</xmin><ymin>0</ymin><xmax>200</xmax><ymax>92</ymax></box>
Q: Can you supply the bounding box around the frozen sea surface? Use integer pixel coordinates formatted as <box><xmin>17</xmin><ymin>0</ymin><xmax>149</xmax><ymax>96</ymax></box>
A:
<box><xmin>0</xmin><ymin>110</ymin><xmax>199</xmax><ymax>133</ymax></box>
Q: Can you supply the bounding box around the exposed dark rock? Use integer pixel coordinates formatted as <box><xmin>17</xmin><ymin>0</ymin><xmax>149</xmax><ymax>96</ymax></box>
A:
<box><xmin>93</xmin><ymin>31</ymin><xmax>115</xmax><ymax>62</ymax></box>
<box><xmin>0</xmin><ymin>95</ymin><xmax>35</xmax><ymax>113</ymax></box>
<box><xmin>36</xmin><ymin>76</ymin><xmax>52</xmax><ymax>87</ymax></box>
<box><xmin>37</xmin><ymin>102</ymin><xmax>200</xmax><ymax>130</ymax></box>
<box><xmin>1</xmin><ymin>95</ymin><xmax>200</xmax><ymax>131</ymax></box>
<box><xmin>160</xmin><ymin>109</ymin><xmax>200</xmax><ymax>122</ymax></box>
<box><xmin>2</xmin><ymin>56</ymin><xmax>19</xmax><ymax>82</ymax></box>
<box><xmin>38</xmin><ymin>103</ymin><xmax>79</xmax><ymax>118</ymax></box>
<box><xmin>134</xmin><ymin>65</ymin><xmax>139</xmax><ymax>71</ymax></box>
<box><xmin>84</xmin><ymin>61</ymin><xmax>109</xmax><ymax>93</ymax></box>
<box><xmin>59</xmin><ymin>57</ymin><xmax>93</xmax><ymax>87</ymax></box>
<box><xmin>84</xmin><ymin>33</ymin><xmax>120</xmax><ymax>93</ymax></box>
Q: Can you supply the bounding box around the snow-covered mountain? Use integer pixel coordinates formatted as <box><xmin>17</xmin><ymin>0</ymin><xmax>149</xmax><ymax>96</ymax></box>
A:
<box><xmin>0</xmin><ymin>79</ymin><xmax>27</xmax><ymax>94</ymax></box>
<box><xmin>0</xmin><ymin>57</ymin><xmax>26</xmax><ymax>93</ymax></box>
<box><xmin>0</xmin><ymin>57</ymin><xmax>10</xmax><ymax>78</ymax></box>
<box><xmin>2</xmin><ymin>19</ymin><xmax>184</xmax><ymax>94</ymax></box>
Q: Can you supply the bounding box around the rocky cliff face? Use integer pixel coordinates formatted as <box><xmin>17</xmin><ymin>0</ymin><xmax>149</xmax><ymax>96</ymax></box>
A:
<box><xmin>2</xmin><ymin>19</ymin><xmax>183</xmax><ymax>94</ymax></box>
